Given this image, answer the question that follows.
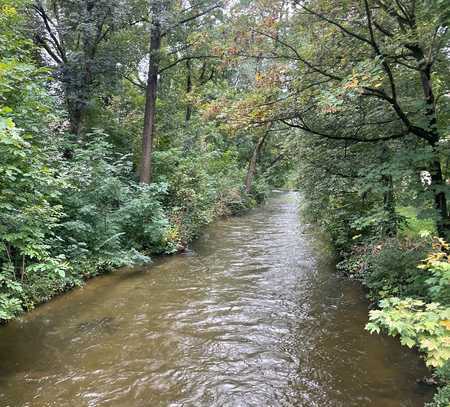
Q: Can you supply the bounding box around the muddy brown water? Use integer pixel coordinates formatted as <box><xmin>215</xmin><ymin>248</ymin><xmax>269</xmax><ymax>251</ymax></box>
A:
<box><xmin>0</xmin><ymin>192</ymin><xmax>433</xmax><ymax>406</ymax></box>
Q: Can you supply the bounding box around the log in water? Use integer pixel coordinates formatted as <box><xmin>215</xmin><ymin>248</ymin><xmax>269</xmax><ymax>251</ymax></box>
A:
<box><xmin>0</xmin><ymin>192</ymin><xmax>432</xmax><ymax>406</ymax></box>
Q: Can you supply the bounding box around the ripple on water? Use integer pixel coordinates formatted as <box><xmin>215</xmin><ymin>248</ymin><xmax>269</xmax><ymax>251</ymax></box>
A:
<box><xmin>0</xmin><ymin>192</ymin><xmax>433</xmax><ymax>407</ymax></box>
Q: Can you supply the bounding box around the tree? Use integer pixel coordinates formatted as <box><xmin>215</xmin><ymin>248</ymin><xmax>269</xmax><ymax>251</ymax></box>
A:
<box><xmin>138</xmin><ymin>0</ymin><xmax>222</xmax><ymax>184</ymax></box>
<box><xmin>294</xmin><ymin>0</ymin><xmax>449</xmax><ymax>235</ymax></box>
<box><xmin>0</xmin><ymin>0</ymin><xmax>63</xmax><ymax>319</ymax></box>
<box><xmin>220</xmin><ymin>0</ymin><xmax>450</xmax><ymax>236</ymax></box>
<box><xmin>139</xmin><ymin>0</ymin><xmax>163</xmax><ymax>184</ymax></box>
<box><xmin>31</xmin><ymin>0</ymin><xmax>138</xmax><ymax>137</ymax></box>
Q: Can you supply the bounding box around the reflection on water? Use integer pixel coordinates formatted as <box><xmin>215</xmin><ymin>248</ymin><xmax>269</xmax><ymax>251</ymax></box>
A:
<box><xmin>0</xmin><ymin>192</ymin><xmax>432</xmax><ymax>406</ymax></box>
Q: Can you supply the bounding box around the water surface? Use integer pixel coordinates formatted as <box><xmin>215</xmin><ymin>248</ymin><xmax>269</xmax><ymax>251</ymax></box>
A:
<box><xmin>0</xmin><ymin>192</ymin><xmax>432</xmax><ymax>406</ymax></box>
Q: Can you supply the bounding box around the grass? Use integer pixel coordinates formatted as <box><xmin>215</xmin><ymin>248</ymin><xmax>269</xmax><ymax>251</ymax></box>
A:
<box><xmin>398</xmin><ymin>206</ymin><xmax>436</xmax><ymax>239</ymax></box>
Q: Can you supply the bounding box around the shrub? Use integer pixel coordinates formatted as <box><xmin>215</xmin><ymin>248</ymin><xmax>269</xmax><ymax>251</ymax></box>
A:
<box><xmin>426</xmin><ymin>362</ymin><xmax>450</xmax><ymax>407</ymax></box>
<box><xmin>56</xmin><ymin>135</ymin><xmax>172</xmax><ymax>263</ymax></box>
<box><xmin>0</xmin><ymin>264</ymin><xmax>24</xmax><ymax>320</ymax></box>
<box><xmin>366</xmin><ymin>298</ymin><xmax>450</xmax><ymax>368</ymax></box>
<box><xmin>154</xmin><ymin>147</ymin><xmax>249</xmax><ymax>243</ymax></box>
<box><xmin>366</xmin><ymin>241</ymin><xmax>450</xmax><ymax>404</ymax></box>
<box><xmin>0</xmin><ymin>133</ymin><xmax>176</xmax><ymax>321</ymax></box>
<box><xmin>362</xmin><ymin>238</ymin><xmax>430</xmax><ymax>301</ymax></box>
<box><xmin>418</xmin><ymin>239</ymin><xmax>450</xmax><ymax>304</ymax></box>
<box><xmin>0</xmin><ymin>120</ymin><xmax>63</xmax><ymax>319</ymax></box>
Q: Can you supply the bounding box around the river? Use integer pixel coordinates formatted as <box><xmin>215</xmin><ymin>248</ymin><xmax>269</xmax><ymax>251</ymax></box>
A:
<box><xmin>0</xmin><ymin>192</ymin><xmax>432</xmax><ymax>406</ymax></box>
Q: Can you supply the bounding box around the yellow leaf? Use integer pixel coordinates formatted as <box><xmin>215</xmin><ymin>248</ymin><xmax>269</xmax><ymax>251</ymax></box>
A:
<box><xmin>440</xmin><ymin>320</ymin><xmax>450</xmax><ymax>330</ymax></box>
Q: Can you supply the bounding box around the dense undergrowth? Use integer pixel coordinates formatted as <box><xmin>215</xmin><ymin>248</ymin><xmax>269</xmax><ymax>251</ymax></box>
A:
<box><xmin>300</xmin><ymin>193</ymin><xmax>450</xmax><ymax>406</ymax></box>
<box><xmin>0</xmin><ymin>123</ymin><xmax>262</xmax><ymax>322</ymax></box>
<box><xmin>0</xmin><ymin>1</ymin><xmax>278</xmax><ymax>323</ymax></box>
<box><xmin>364</xmin><ymin>239</ymin><xmax>450</xmax><ymax>407</ymax></box>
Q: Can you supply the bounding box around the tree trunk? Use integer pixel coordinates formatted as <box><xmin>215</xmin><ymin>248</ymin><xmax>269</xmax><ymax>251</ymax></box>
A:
<box><xmin>419</xmin><ymin>67</ymin><xmax>450</xmax><ymax>236</ymax></box>
<box><xmin>430</xmin><ymin>155</ymin><xmax>449</xmax><ymax>237</ymax></box>
<box><xmin>63</xmin><ymin>90</ymin><xmax>85</xmax><ymax>158</ymax></box>
<box><xmin>382</xmin><ymin>174</ymin><xmax>397</xmax><ymax>237</ymax></box>
<box><xmin>139</xmin><ymin>1</ymin><xmax>162</xmax><ymax>185</ymax></box>
<box><xmin>182</xmin><ymin>59</ymin><xmax>194</xmax><ymax>153</ymax></box>
<box><xmin>185</xmin><ymin>58</ymin><xmax>192</xmax><ymax>124</ymax></box>
<box><xmin>245</xmin><ymin>131</ymin><xmax>268</xmax><ymax>194</ymax></box>
<box><xmin>411</xmin><ymin>46</ymin><xmax>450</xmax><ymax>236</ymax></box>
<box><xmin>66</xmin><ymin>96</ymin><xmax>84</xmax><ymax>137</ymax></box>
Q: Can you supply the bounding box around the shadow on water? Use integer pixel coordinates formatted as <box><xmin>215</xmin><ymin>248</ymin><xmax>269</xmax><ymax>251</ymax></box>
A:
<box><xmin>0</xmin><ymin>192</ymin><xmax>433</xmax><ymax>406</ymax></box>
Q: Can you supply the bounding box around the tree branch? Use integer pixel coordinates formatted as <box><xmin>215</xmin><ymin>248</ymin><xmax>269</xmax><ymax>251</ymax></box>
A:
<box><xmin>295</xmin><ymin>1</ymin><xmax>372</xmax><ymax>46</ymax></box>
<box><xmin>159</xmin><ymin>55</ymin><xmax>219</xmax><ymax>74</ymax></box>
<box><xmin>281</xmin><ymin>118</ymin><xmax>407</xmax><ymax>143</ymax></box>
<box><xmin>122</xmin><ymin>74</ymin><xmax>146</xmax><ymax>90</ymax></box>
<box><xmin>161</xmin><ymin>3</ymin><xmax>221</xmax><ymax>36</ymax></box>
<box><xmin>364</xmin><ymin>0</ymin><xmax>397</xmax><ymax>101</ymax></box>
<box><xmin>34</xmin><ymin>34</ymin><xmax>62</xmax><ymax>64</ymax></box>
<box><xmin>32</xmin><ymin>3</ymin><xmax>66</xmax><ymax>62</ymax></box>
<box><xmin>252</xmin><ymin>29</ymin><xmax>342</xmax><ymax>81</ymax></box>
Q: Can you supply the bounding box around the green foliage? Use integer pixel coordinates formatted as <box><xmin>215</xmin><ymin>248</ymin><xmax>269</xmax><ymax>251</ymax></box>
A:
<box><xmin>222</xmin><ymin>0</ymin><xmax>449</xmax><ymax>402</ymax></box>
<box><xmin>0</xmin><ymin>1</ymin><xmax>69</xmax><ymax>319</ymax></box>
<box><xmin>362</xmin><ymin>239</ymin><xmax>431</xmax><ymax>301</ymax></box>
<box><xmin>398</xmin><ymin>207</ymin><xmax>436</xmax><ymax>240</ymax></box>
<box><xmin>427</xmin><ymin>385</ymin><xmax>450</xmax><ymax>407</ymax></box>
<box><xmin>0</xmin><ymin>119</ymin><xmax>62</xmax><ymax>261</ymax></box>
<box><xmin>425</xmin><ymin>260</ymin><xmax>450</xmax><ymax>304</ymax></box>
<box><xmin>0</xmin><ymin>0</ymin><xmax>272</xmax><ymax>323</ymax></box>
<box><xmin>426</xmin><ymin>362</ymin><xmax>450</xmax><ymax>407</ymax></box>
<box><xmin>418</xmin><ymin>239</ymin><xmax>450</xmax><ymax>304</ymax></box>
<box><xmin>56</xmin><ymin>134</ymin><xmax>172</xmax><ymax>261</ymax></box>
<box><xmin>366</xmin><ymin>240</ymin><xmax>450</xmax><ymax>386</ymax></box>
<box><xmin>366</xmin><ymin>298</ymin><xmax>450</xmax><ymax>368</ymax></box>
<box><xmin>154</xmin><ymin>146</ymin><xmax>249</xmax><ymax>243</ymax></box>
<box><xmin>22</xmin><ymin>256</ymin><xmax>73</xmax><ymax>306</ymax></box>
<box><xmin>0</xmin><ymin>3</ymin><xmax>448</xmax><ymax>407</ymax></box>
<box><xmin>0</xmin><ymin>263</ymin><xmax>23</xmax><ymax>320</ymax></box>
<box><xmin>118</xmin><ymin>183</ymin><xmax>173</xmax><ymax>253</ymax></box>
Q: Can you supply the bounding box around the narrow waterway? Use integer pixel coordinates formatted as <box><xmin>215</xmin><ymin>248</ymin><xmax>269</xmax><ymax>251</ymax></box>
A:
<box><xmin>0</xmin><ymin>192</ymin><xmax>432</xmax><ymax>406</ymax></box>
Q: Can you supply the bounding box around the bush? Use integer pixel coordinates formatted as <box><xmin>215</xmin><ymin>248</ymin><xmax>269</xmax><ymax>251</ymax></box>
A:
<box><xmin>0</xmin><ymin>133</ymin><xmax>176</xmax><ymax>321</ymax></box>
<box><xmin>366</xmin><ymin>241</ymin><xmax>450</xmax><ymax>404</ymax></box>
<box><xmin>56</xmin><ymin>135</ymin><xmax>173</xmax><ymax>262</ymax></box>
<box><xmin>418</xmin><ymin>239</ymin><xmax>450</xmax><ymax>304</ymax></box>
<box><xmin>0</xmin><ymin>120</ymin><xmax>63</xmax><ymax>319</ymax></box>
<box><xmin>426</xmin><ymin>362</ymin><xmax>450</xmax><ymax>407</ymax></box>
<box><xmin>366</xmin><ymin>298</ymin><xmax>450</xmax><ymax>368</ymax></box>
<box><xmin>0</xmin><ymin>264</ymin><xmax>24</xmax><ymax>320</ymax></box>
<box><xmin>362</xmin><ymin>238</ymin><xmax>431</xmax><ymax>301</ymax></box>
<box><xmin>154</xmin><ymin>147</ymin><xmax>250</xmax><ymax>243</ymax></box>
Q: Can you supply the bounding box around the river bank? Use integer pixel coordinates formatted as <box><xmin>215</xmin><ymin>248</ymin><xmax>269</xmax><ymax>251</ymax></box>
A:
<box><xmin>0</xmin><ymin>192</ymin><xmax>433</xmax><ymax>406</ymax></box>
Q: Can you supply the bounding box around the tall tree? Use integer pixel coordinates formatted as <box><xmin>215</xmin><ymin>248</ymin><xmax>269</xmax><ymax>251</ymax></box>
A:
<box><xmin>31</xmin><ymin>0</ymin><xmax>137</xmax><ymax>136</ymax></box>
<box><xmin>139</xmin><ymin>0</ymin><xmax>222</xmax><ymax>184</ymax></box>
<box><xmin>140</xmin><ymin>0</ymin><xmax>163</xmax><ymax>184</ymax></box>
<box><xmin>222</xmin><ymin>0</ymin><xmax>450</xmax><ymax>235</ymax></box>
